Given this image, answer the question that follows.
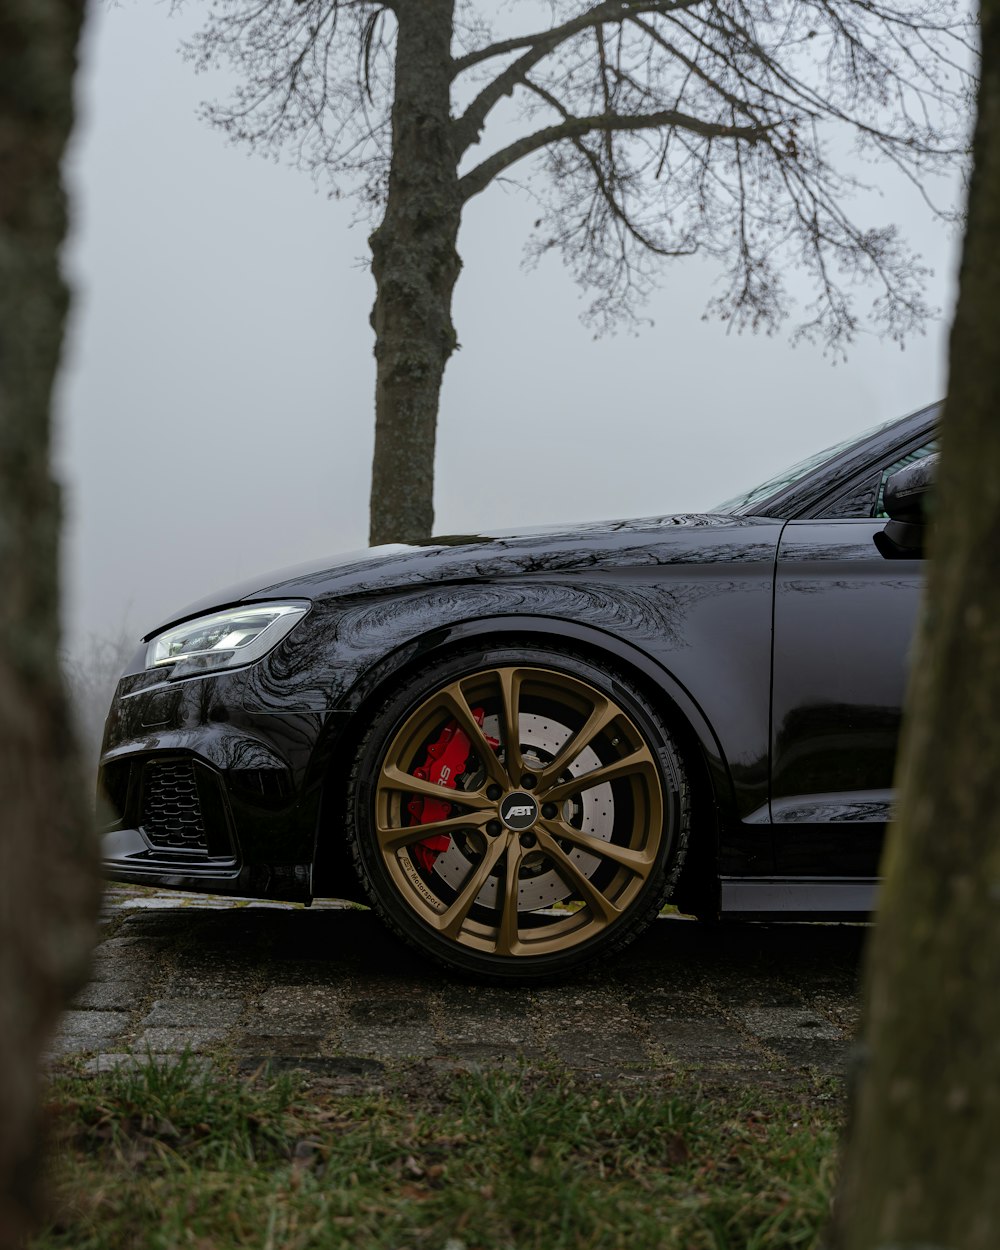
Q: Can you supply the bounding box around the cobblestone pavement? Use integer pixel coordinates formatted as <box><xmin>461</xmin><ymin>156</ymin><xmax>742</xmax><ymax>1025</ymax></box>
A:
<box><xmin>52</xmin><ymin>887</ymin><xmax>867</xmax><ymax>1092</ymax></box>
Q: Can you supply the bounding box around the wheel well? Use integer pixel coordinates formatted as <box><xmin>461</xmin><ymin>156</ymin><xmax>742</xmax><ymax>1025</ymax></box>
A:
<box><xmin>526</xmin><ymin>632</ymin><xmax>722</xmax><ymax>917</ymax></box>
<box><xmin>311</xmin><ymin>627</ymin><xmax>723</xmax><ymax>911</ymax></box>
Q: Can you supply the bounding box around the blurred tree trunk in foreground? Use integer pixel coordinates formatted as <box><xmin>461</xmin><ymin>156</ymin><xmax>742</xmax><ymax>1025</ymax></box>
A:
<box><xmin>0</xmin><ymin>2</ymin><xmax>98</xmax><ymax>1246</ymax></box>
<box><xmin>834</xmin><ymin>6</ymin><xmax>1000</xmax><ymax>1247</ymax></box>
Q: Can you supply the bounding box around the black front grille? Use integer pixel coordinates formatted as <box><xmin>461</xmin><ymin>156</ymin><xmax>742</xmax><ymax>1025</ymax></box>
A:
<box><xmin>141</xmin><ymin>759</ymin><xmax>207</xmax><ymax>851</ymax></box>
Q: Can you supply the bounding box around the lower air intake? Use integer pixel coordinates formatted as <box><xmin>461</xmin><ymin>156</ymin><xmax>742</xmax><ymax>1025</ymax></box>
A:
<box><xmin>141</xmin><ymin>759</ymin><xmax>207</xmax><ymax>852</ymax></box>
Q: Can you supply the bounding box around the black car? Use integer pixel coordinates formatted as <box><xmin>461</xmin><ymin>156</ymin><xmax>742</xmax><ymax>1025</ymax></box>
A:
<box><xmin>100</xmin><ymin>402</ymin><xmax>938</xmax><ymax>979</ymax></box>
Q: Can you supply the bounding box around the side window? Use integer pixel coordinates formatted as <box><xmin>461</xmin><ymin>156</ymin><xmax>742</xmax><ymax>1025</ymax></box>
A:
<box><xmin>816</xmin><ymin>436</ymin><xmax>939</xmax><ymax>519</ymax></box>
<box><xmin>820</xmin><ymin>469</ymin><xmax>882</xmax><ymax>519</ymax></box>
<box><xmin>875</xmin><ymin>440</ymin><xmax>939</xmax><ymax>517</ymax></box>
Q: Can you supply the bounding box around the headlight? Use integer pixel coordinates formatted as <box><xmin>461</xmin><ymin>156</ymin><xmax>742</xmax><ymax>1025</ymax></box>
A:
<box><xmin>145</xmin><ymin>601</ymin><xmax>309</xmax><ymax>678</ymax></box>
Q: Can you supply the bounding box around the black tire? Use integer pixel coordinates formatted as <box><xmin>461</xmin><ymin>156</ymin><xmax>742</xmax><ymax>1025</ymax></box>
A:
<box><xmin>344</xmin><ymin>644</ymin><xmax>690</xmax><ymax>980</ymax></box>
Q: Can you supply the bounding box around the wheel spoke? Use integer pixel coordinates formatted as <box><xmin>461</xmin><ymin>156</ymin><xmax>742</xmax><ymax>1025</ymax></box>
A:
<box><xmin>373</xmin><ymin>660</ymin><xmax>673</xmax><ymax>965</ymax></box>
<box><xmin>536</xmin><ymin>817</ymin><xmax>655</xmax><ymax>875</ymax></box>
<box><xmin>534</xmin><ymin>827</ymin><xmax>622</xmax><ymax>926</ymax></box>
<box><xmin>496</xmin><ymin>667</ymin><xmax>524</xmax><ymax>780</ymax></box>
<box><xmin>495</xmin><ymin>840</ymin><xmax>525</xmax><ymax>956</ymax></box>
<box><xmin>438</xmin><ymin>680</ymin><xmax>509</xmax><ymax>787</ymax></box>
<box><xmin>536</xmin><ymin>696</ymin><xmax>619</xmax><ymax>789</ymax></box>
<box><xmin>379</xmin><ymin>763</ymin><xmax>492</xmax><ymax>810</ymax></box>
<box><xmin>543</xmin><ymin>748</ymin><xmax>657</xmax><ymax>805</ymax></box>
<box><xmin>376</xmin><ymin>809</ymin><xmax>491</xmax><ymax>853</ymax></box>
<box><xmin>432</xmin><ymin>831</ymin><xmax>511</xmax><ymax>939</ymax></box>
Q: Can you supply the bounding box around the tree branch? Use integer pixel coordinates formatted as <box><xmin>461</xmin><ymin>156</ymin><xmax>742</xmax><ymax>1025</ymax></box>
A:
<box><xmin>451</xmin><ymin>0</ymin><xmax>700</xmax><ymax>75</ymax></box>
<box><xmin>525</xmin><ymin>77</ymin><xmax>695</xmax><ymax>260</ymax></box>
<box><xmin>459</xmin><ymin>107</ymin><xmax>770</xmax><ymax>202</ymax></box>
<box><xmin>451</xmin><ymin>0</ymin><xmax>707</xmax><ymax>153</ymax></box>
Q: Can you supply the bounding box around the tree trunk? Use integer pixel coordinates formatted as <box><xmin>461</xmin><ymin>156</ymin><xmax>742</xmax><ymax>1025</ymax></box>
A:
<box><xmin>834</xmin><ymin>7</ymin><xmax>1000</xmax><ymax>1247</ymax></box>
<box><xmin>0</xmin><ymin>3</ymin><xmax>99</xmax><ymax>1244</ymax></box>
<box><xmin>368</xmin><ymin>0</ymin><xmax>461</xmax><ymax>546</ymax></box>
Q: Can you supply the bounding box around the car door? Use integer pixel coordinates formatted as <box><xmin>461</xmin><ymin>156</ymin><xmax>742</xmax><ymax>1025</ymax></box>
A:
<box><xmin>768</xmin><ymin>444</ymin><xmax>931</xmax><ymax>877</ymax></box>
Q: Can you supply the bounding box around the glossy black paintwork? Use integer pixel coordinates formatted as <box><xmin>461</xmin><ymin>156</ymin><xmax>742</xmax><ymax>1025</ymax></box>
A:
<box><xmin>100</xmin><ymin>406</ymin><xmax>936</xmax><ymax>912</ymax></box>
<box><xmin>771</xmin><ymin>519</ymin><xmax>923</xmax><ymax>874</ymax></box>
<box><xmin>100</xmin><ymin>661</ymin><xmax>342</xmax><ymax>898</ymax></box>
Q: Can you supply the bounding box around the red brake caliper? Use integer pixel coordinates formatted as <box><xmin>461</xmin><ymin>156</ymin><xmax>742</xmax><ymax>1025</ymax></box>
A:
<box><xmin>408</xmin><ymin>708</ymin><xmax>500</xmax><ymax>873</ymax></box>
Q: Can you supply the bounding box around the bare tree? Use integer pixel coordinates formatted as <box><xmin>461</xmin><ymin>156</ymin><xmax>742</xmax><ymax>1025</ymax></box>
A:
<box><xmin>0</xmin><ymin>1</ymin><xmax>98</xmax><ymax>1244</ymax></box>
<box><xmin>184</xmin><ymin>0</ymin><xmax>974</xmax><ymax>543</ymax></box>
<box><xmin>834</xmin><ymin>4</ymin><xmax>1000</xmax><ymax>1246</ymax></box>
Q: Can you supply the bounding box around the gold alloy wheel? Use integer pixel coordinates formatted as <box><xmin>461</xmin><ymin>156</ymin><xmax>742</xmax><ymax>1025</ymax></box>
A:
<box><xmin>372</xmin><ymin>665</ymin><xmax>666</xmax><ymax>958</ymax></box>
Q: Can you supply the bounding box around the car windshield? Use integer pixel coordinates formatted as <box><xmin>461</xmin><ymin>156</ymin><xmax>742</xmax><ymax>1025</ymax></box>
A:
<box><xmin>713</xmin><ymin>416</ymin><xmax>901</xmax><ymax>514</ymax></box>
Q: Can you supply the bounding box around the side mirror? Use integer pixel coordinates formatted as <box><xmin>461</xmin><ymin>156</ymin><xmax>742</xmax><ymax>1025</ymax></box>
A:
<box><xmin>875</xmin><ymin>452</ymin><xmax>937</xmax><ymax>559</ymax></box>
<box><xmin>884</xmin><ymin>454</ymin><xmax>937</xmax><ymax>524</ymax></box>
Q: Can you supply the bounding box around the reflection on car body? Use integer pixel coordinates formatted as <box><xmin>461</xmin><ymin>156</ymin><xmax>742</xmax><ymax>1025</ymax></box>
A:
<box><xmin>100</xmin><ymin>402</ymin><xmax>939</xmax><ymax>979</ymax></box>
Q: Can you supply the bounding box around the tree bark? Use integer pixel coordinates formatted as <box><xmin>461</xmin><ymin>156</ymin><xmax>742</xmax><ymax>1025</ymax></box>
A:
<box><xmin>0</xmin><ymin>3</ymin><xmax>98</xmax><ymax>1244</ymax></box>
<box><xmin>834</xmin><ymin>7</ymin><xmax>1000</xmax><ymax>1247</ymax></box>
<box><xmin>368</xmin><ymin>0</ymin><xmax>461</xmax><ymax>546</ymax></box>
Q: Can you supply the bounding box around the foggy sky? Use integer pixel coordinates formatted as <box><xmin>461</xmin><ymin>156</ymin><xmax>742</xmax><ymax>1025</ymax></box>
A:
<box><xmin>57</xmin><ymin>1</ymin><xmax>962</xmax><ymax>651</ymax></box>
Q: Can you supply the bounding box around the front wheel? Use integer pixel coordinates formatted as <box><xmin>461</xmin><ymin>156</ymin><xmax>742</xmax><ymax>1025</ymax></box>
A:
<box><xmin>344</xmin><ymin>646</ymin><xmax>690</xmax><ymax>980</ymax></box>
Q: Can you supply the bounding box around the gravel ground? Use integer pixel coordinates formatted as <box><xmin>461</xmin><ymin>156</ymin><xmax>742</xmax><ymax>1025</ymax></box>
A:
<box><xmin>51</xmin><ymin>886</ymin><xmax>867</xmax><ymax>1094</ymax></box>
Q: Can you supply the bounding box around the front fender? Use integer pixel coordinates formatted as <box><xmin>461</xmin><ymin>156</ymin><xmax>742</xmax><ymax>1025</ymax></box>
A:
<box><xmin>244</xmin><ymin>560</ymin><xmax>774</xmax><ymax>846</ymax></box>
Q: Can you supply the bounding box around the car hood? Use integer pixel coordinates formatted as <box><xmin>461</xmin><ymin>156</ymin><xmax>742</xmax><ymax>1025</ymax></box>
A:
<box><xmin>156</xmin><ymin>512</ymin><xmax>778</xmax><ymax>634</ymax></box>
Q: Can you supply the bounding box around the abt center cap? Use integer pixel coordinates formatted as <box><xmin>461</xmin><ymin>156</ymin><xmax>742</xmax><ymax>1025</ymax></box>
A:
<box><xmin>500</xmin><ymin>792</ymin><xmax>538</xmax><ymax>831</ymax></box>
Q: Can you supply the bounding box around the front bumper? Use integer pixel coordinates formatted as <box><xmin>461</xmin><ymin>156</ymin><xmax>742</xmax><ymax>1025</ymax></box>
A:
<box><xmin>98</xmin><ymin>664</ymin><xmax>350</xmax><ymax>902</ymax></box>
<box><xmin>102</xmin><ymin>826</ymin><xmax>312</xmax><ymax>900</ymax></box>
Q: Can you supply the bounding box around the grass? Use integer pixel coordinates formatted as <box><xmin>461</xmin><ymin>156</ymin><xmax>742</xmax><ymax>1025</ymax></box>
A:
<box><xmin>34</xmin><ymin>1056</ymin><xmax>841</xmax><ymax>1250</ymax></box>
